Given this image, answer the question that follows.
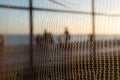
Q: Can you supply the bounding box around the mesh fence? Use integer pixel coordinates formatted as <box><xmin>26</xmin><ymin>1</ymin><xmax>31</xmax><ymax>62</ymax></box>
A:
<box><xmin>0</xmin><ymin>0</ymin><xmax>120</xmax><ymax>80</ymax></box>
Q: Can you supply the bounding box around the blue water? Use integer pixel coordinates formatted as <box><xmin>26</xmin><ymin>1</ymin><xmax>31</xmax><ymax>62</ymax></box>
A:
<box><xmin>4</xmin><ymin>35</ymin><xmax>120</xmax><ymax>46</ymax></box>
<box><xmin>5</xmin><ymin>35</ymin><xmax>30</xmax><ymax>46</ymax></box>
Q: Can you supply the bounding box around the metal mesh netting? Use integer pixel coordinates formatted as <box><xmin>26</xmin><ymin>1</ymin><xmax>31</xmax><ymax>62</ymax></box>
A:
<box><xmin>34</xmin><ymin>34</ymin><xmax>120</xmax><ymax>80</ymax></box>
<box><xmin>0</xmin><ymin>0</ymin><xmax>120</xmax><ymax>80</ymax></box>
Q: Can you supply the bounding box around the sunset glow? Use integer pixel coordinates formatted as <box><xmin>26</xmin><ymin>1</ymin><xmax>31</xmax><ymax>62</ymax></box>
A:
<box><xmin>0</xmin><ymin>0</ymin><xmax>120</xmax><ymax>35</ymax></box>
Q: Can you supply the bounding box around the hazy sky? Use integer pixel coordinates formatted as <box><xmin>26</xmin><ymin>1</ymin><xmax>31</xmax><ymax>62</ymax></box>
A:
<box><xmin>0</xmin><ymin>0</ymin><xmax>120</xmax><ymax>35</ymax></box>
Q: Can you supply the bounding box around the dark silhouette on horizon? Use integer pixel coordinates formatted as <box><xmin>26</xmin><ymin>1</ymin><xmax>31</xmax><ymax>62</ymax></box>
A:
<box><xmin>63</xmin><ymin>27</ymin><xmax>71</xmax><ymax>43</ymax></box>
<box><xmin>36</xmin><ymin>30</ymin><xmax>54</xmax><ymax>45</ymax></box>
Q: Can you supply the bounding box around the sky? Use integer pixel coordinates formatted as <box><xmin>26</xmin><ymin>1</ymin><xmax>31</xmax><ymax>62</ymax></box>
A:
<box><xmin>0</xmin><ymin>0</ymin><xmax>120</xmax><ymax>35</ymax></box>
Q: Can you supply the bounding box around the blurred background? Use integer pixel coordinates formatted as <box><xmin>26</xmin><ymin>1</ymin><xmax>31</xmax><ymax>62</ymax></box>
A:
<box><xmin>0</xmin><ymin>0</ymin><xmax>120</xmax><ymax>80</ymax></box>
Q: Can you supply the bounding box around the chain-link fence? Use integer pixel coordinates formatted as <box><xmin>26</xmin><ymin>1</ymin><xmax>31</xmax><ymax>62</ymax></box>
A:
<box><xmin>0</xmin><ymin>0</ymin><xmax>120</xmax><ymax>80</ymax></box>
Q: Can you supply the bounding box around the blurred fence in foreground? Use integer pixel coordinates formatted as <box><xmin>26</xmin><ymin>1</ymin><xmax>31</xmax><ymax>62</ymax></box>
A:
<box><xmin>0</xmin><ymin>0</ymin><xmax>120</xmax><ymax>80</ymax></box>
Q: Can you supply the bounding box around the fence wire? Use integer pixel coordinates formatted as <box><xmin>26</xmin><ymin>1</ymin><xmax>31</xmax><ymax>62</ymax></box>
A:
<box><xmin>0</xmin><ymin>0</ymin><xmax>120</xmax><ymax>80</ymax></box>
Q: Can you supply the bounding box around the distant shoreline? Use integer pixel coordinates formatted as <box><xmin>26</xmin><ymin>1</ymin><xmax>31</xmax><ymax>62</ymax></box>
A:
<box><xmin>3</xmin><ymin>35</ymin><xmax>120</xmax><ymax>46</ymax></box>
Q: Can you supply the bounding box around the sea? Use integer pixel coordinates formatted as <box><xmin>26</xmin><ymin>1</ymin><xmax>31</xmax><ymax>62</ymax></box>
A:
<box><xmin>4</xmin><ymin>35</ymin><xmax>120</xmax><ymax>46</ymax></box>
